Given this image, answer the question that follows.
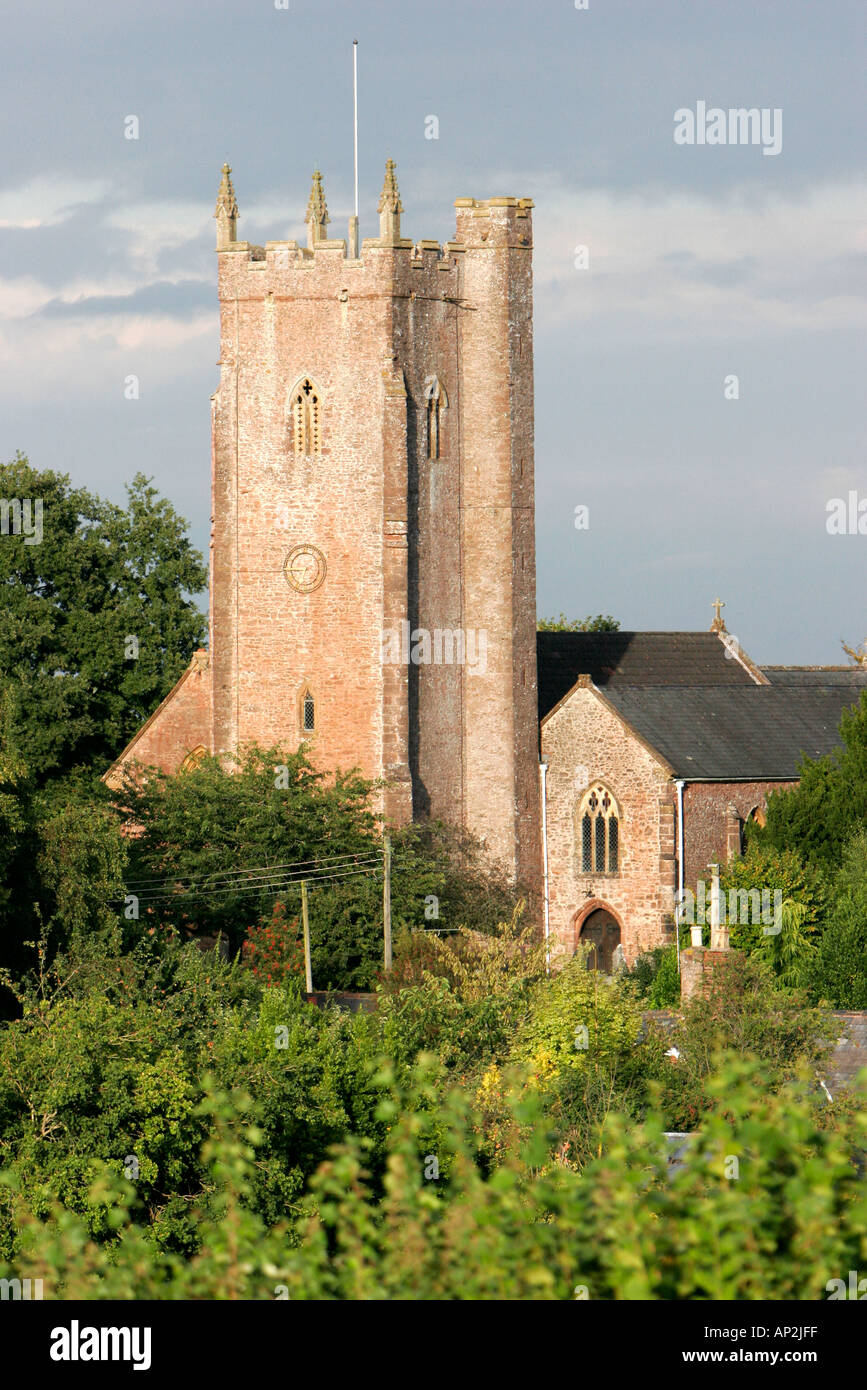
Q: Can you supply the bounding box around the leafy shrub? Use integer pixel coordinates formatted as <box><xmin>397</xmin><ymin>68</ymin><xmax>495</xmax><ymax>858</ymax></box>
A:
<box><xmin>243</xmin><ymin>901</ymin><xmax>305</xmax><ymax>988</ymax></box>
<box><xmin>630</xmin><ymin>946</ymin><xmax>680</xmax><ymax>1007</ymax></box>
<box><xmin>3</xmin><ymin>1056</ymin><xmax>865</xmax><ymax>1300</ymax></box>
<box><xmin>512</xmin><ymin>956</ymin><xmax>642</xmax><ymax>1085</ymax></box>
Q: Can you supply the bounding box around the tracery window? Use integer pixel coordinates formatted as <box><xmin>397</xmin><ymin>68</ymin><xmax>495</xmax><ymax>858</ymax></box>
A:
<box><xmin>290</xmin><ymin>378</ymin><xmax>322</xmax><ymax>456</ymax></box>
<box><xmin>576</xmin><ymin>784</ymin><xmax>620</xmax><ymax>874</ymax></box>
<box><xmin>180</xmin><ymin>745</ymin><xmax>207</xmax><ymax>774</ymax></box>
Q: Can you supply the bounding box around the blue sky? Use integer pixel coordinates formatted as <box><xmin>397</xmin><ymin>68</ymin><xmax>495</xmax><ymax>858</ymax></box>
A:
<box><xmin>1</xmin><ymin>0</ymin><xmax>864</xmax><ymax>662</ymax></box>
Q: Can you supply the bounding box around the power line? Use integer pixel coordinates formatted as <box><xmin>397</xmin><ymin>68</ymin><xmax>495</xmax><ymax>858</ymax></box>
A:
<box><xmin>113</xmin><ymin>858</ymin><xmax>385</xmax><ymax>907</ymax></box>
<box><xmin>124</xmin><ymin>847</ymin><xmax>383</xmax><ymax>891</ymax></box>
<box><xmin>129</xmin><ymin>856</ymin><xmax>382</xmax><ymax>895</ymax></box>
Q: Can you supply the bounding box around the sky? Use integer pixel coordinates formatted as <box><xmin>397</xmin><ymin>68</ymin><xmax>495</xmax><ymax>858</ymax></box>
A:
<box><xmin>1</xmin><ymin>0</ymin><xmax>864</xmax><ymax>663</ymax></box>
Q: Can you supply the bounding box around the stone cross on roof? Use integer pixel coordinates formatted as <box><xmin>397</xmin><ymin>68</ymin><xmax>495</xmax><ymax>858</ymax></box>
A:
<box><xmin>710</xmin><ymin>597</ymin><xmax>727</xmax><ymax>632</ymax></box>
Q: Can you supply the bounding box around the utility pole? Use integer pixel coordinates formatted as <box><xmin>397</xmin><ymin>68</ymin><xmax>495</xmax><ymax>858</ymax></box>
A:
<box><xmin>301</xmin><ymin>880</ymin><xmax>313</xmax><ymax>994</ymax></box>
<box><xmin>383</xmin><ymin>834</ymin><xmax>392</xmax><ymax>971</ymax></box>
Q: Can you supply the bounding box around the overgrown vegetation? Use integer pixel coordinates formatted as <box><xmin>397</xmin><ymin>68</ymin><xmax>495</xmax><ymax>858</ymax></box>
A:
<box><xmin>0</xmin><ymin>922</ymin><xmax>860</xmax><ymax>1298</ymax></box>
<box><xmin>2</xmin><ymin>461</ymin><xmax>866</xmax><ymax>1300</ymax></box>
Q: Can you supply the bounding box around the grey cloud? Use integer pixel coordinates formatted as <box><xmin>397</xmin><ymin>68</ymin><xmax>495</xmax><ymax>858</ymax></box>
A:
<box><xmin>36</xmin><ymin>278</ymin><xmax>214</xmax><ymax>319</ymax></box>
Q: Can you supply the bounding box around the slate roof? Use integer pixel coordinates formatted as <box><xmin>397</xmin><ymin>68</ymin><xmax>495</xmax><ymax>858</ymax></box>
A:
<box><xmin>600</xmin><ymin>685</ymin><xmax>863</xmax><ymax>779</ymax></box>
<box><xmin>763</xmin><ymin>666</ymin><xmax>867</xmax><ymax>688</ymax></box>
<box><xmin>537</xmin><ymin>631</ymin><xmax>756</xmax><ymax>718</ymax></box>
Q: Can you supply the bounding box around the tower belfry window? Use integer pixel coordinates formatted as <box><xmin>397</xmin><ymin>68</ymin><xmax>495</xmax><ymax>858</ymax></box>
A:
<box><xmin>290</xmin><ymin>378</ymin><xmax>322</xmax><ymax>456</ymax></box>
<box><xmin>424</xmin><ymin>377</ymin><xmax>448</xmax><ymax>460</ymax></box>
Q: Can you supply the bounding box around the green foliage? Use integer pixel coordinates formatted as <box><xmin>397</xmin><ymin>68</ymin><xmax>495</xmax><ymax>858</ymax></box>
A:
<box><xmin>764</xmin><ymin>900</ymin><xmax>816</xmax><ymax>989</ymax></box>
<box><xmin>115</xmin><ymin>747</ymin><xmax>522</xmax><ymax>991</ymax></box>
<box><xmin>2</xmin><ymin>1054</ymin><xmax>864</xmax><ymax>1300</ymax></box>
<box><xmin>116</xmin><ymin>745</ymin><xmax>380</xmax><ymax>960</ymax></box>
<box><xmin>758</xmin><ymin>691</ymin><xmax>867</xmax><ymax>869</ymax></box>
<box><xmin>537</xmin><ymin>613</ymin><xmax>620</xmax><ymax>632</ymax></box>
<box><xmin>645</xmin><ymin>953</ymin><xmax>835</xmax><ymax>1133</ymax></box>
<box><xmin>809</xmin><ymin>829</ymin><xmax>867</xmax><ymax>1007</ymax></box>
<box><xmin>379</xmin><ymin>907</ymin><xmax>545</xmax><ymax>1078</ymax></box>
<box><xmin>629</xmin><ymin>946</ymin><xmax>680</xmax><ymax>1007</ymax></box>
<box><xmin>513</xmin><ymin>956</ymin><xmax>642</xmax><ymax>1084</ymax></box>
<box><xmin>0</xmin><ymin>455</ymin><xmax>207</xmax><ymax>780</ymax></box>
<box><xmin>719</xmin><ymin>840</ymin><xmax>828</xmax><ymax>947</ymax></box>
<box><xmin>0</xmin><ymin>898</ymin><xmax>854</xmax><ymax>1300</ymax></box>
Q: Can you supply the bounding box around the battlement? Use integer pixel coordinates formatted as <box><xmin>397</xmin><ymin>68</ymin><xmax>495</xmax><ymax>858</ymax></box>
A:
<box><xmin>213</xmin><ymin>162</ymin><xmax>532</xmax><ymax>280</ymax></box>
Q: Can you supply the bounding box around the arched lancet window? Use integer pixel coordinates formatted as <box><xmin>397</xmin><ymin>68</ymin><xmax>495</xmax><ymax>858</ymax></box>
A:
<box><xmin>289</xmin><ymin>378</ymin><xmax>322</xmax><ymax>457</ymax></box>
<box><xmin>180</xmin><ymin>745</ymin><xmax>207</xmax><ymax>774</ymax></box>
<box><xmin>424</xmin><ymin>376</ymin><xmax>448</xmax><ymax>461</ymax></box>
<box><xmin>576</xmin><ymin>784</ymin><xmax>620</xmax><ymax>875</ymax></box>
<box><xmin>298</xmin><ymin>685</ymin><xmax>315</xmax><ymax>735</ymax></box>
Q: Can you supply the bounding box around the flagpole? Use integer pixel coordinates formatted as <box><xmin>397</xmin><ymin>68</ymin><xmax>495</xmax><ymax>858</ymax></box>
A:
<box><xmin>349</xmin><ymin>40</ymin><xmax>359</xmax><ymax>258</ymax></box>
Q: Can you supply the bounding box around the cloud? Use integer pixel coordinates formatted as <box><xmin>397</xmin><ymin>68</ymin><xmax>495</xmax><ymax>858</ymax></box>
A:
<box><xmin>531</xmin><ymin>177</ymin><xmax>867</xmax><ymax>339</ymax></box>
<box><xmin>37</xmin><ymin>278</ymin><xmax>213</xmax><ymax>319</ymax></box>
<box><xmin>0</xmin><ymin>175</ymin><xmax>110</xmax><ymax>229</ymax></box>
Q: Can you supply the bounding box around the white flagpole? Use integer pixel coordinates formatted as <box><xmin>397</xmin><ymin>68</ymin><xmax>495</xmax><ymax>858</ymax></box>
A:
<box><xmin>349</xmin><ymin>40</ymin><xmax>359</xmax><ymax>258</ymax></box>
<box><xmin>353</xmin><ymin>39</ymin><xmax>359</xmax><ymax>219</ymax></box>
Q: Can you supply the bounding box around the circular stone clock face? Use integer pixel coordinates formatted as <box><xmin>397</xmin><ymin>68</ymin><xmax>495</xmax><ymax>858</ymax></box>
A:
<box><xmin>284</xmin><ymin>544</ymin><xmax>327</xmax><ymax>593</ymax></box>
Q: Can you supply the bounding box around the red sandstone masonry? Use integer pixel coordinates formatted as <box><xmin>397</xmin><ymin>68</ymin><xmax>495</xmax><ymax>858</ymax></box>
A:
<box><xmin>107</xmin><ymin>172</ymin><xmax>541</xmax><ymax>889</ymax></box>
<box><xmin>683</xmin><ymin>780</ymin><xmax>795</xmax><ymax>888</ymax></box>
<box><xmin>104</xmin><ymin>652</ymin><xmax>211</xmax><ymax>787</ymax></box>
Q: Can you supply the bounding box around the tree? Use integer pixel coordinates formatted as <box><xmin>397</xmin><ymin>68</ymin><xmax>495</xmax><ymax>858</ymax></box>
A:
<box><xmin>0</xmin><ymin>455</ymin><xmax>207</xmax><ymax>780</ymax></box>
<box><xmin>809</xmin><ymin>829</ymin><xmax>867</xmax><ymax>1008</ymax></box>
<box><xmin>114</xmin><ymin>746</ymin><xmax>380</xmax><ymax>957</ymax></box>
<box><xmin>537</xmin><ymin>614</ymin><xmax>620</xmax><ymax>632</ymax></box>
<box><xmin>758</xmin><ymin>691</ymin><xmax>867</xmax><ymax>869</ymax></box>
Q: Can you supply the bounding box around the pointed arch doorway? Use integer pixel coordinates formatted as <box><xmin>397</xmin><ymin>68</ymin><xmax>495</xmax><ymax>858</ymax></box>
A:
<box><xmin>573</xmin><ymin>900</ymin><xmax>623</xmax><ymax>973</ymax></box>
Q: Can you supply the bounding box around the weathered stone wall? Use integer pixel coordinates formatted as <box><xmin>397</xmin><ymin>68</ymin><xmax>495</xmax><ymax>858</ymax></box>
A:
<box><xmin>211</xmin><ymin>232</ymin><xmax>415</xmax><ymax>823</ymax></box>
<box><xmin>542</xmin><ymin>682</ymin><xmax>677</xmax><ymax>964</ymax></box>
<box><xmin>208</xmin><ymin>184</ymin><xmax>540</xmax><ymax>879</ymax></box>
<box><xmin>683</xmin><ymin>780</ymin><xmax>795</xmax><ymax>889</ymax></box>
<box><xmin>104</xmin><ymin>652</ymin><xmax>211</xmax><ymax>787</ymax></box>
<box><xmin>680</xmin><ymin>947</ymin><xmax>743</xmax><ymax>1004</ymax></box>
<box><xmin>106</xmin><ymin>177</ymin><xmax>540</xmax><ymax>885</ymax></box>
<box><xmin>453</xmin><ymin>198</ymin><xmax>539</xmax><ymax>888</ymax></box>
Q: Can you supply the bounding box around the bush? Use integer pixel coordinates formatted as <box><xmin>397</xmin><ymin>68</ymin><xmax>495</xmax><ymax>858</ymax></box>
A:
<box><xmin>630</xmin><ymin>946</ymin><xmax>680</xmax><ymax>1007</ymax></box>
<box><xmin>809</xmin><ymin>829</ymin><xmax>867</xmax><ymax>1007</ymax></box>
<box><xmin>512</xmin><ymin>956</ymin><xmax>642</xmax><ymax>1085</ymax></box>
<box><xmin>242</xmin><ymin>901</ymin><xmax>305</xmax><ymax>988</ymax></box>
<box><xmin>3</xmin><ymin>1055</ymin><xmax>865</xmax><ymax>1300</ymax></box>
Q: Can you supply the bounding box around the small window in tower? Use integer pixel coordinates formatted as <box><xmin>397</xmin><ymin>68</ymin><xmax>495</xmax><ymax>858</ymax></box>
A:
<box><xmin>302</xmin><ymin>692</ymin><xmax>315</xmax><ymax>733</ymax></box>
<box><xmin>290</xmin><ymin>378</ymin><xmax>322</xmax><ymax>457</ymax></box>
<box><xmin>423</xmin><ymin>377</ymin><xmax>448</xmax><ymax>461</ymax></box>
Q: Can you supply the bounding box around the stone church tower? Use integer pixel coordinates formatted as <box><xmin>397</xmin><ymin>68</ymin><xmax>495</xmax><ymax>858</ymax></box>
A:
<box><xmin>108</xmin><ymin>160</ymin><xmax>540</xmax><ymax>886</ymax></box>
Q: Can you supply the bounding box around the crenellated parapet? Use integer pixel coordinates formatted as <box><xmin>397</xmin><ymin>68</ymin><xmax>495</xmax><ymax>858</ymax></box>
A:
<box><xmin>212</xmin><ymin>163</ymin><xmax>532</xmax><ymax>282</ymax></box>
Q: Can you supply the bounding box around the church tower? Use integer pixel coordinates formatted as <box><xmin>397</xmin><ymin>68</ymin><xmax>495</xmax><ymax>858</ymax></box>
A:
<box><xmin>110</xmin><ymin>160</ymin><xmax>539</xmax><ymax>886</ymax></box>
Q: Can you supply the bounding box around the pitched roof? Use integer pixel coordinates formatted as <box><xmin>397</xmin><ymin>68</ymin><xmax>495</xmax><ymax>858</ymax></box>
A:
<box><xmin>537</xmin><ymin>630</ymin><xmax>757</xmax><ymax>719</ymax></box>
<box><xmin>762</xmin><ymin>665</ymin><xmax>867</xmax><ymax>687</ymax></box>
<box><xmin>600</xmin><ymin>684</ymin><xmax>865</xmax><ymax>779</ymax></box>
